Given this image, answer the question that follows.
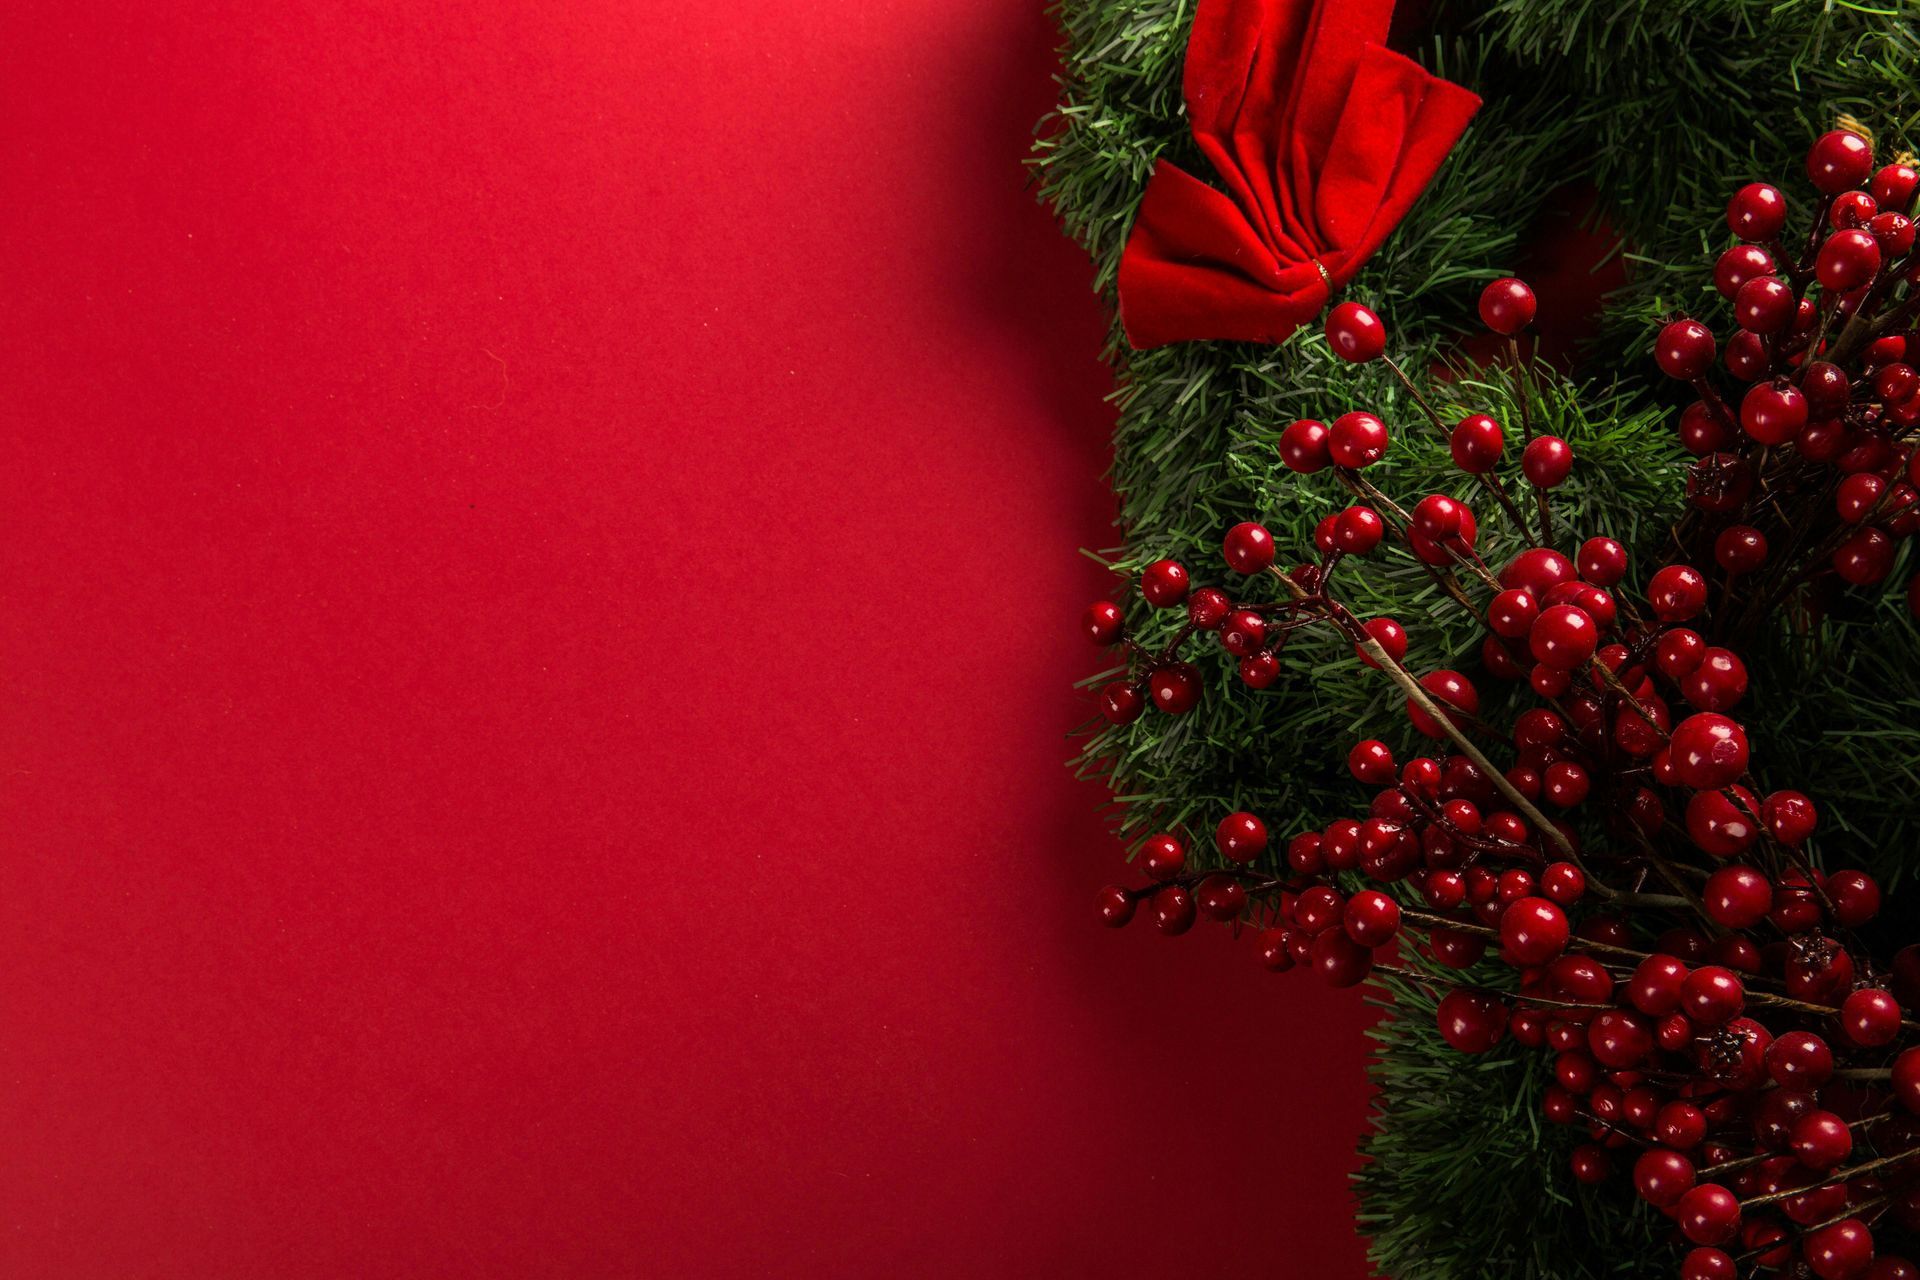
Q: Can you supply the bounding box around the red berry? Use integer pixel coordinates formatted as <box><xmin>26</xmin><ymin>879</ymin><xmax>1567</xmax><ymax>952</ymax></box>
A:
<box><xmin>1577</xmin><ymin>537</ymin><xmax>1627</xmax><ymax>586</ymax></box>
<box><xmin>1874</xmin><ymin>161</ymin><xmax>1920</xmax><ymax>208</ymax></box>
<box><xmin>1704</xmin><ymin>866</ymin><xmax>1772</xmax><ymax>929</ymax></box>
<box><xmin>1436</xmin><ymin>987</ymin><xmax>1507</xmax><ymax>1053</ymax></box>
<box><xmin>1141</xmin><ymin>834</ymin><xmax>1186</xmax><ymax>881</ymax></box>
<box><xmin>1818</xmin><ymin>228</ymin><xmax>1882</xmax><ymax>292</ymax></box>
<box><xmin>1140</xmin><ymin>559</ymin><xmax>1189</xmax><ymax>607</ymax></box>
<box><xmin>1568</xmin><ymin>1143</ymin><xmax>1610</xmax><ymax>1184</ymax></box>
<box><xmin>1529</xmin><ymin>603</ymin><xmax>1597</xmax><ymax>669</ymax></box>
<box><xmin>1761</xmin><ymin>790</ymin><xmax>1817</xmax><ymax>845</ymax></box>
<box><xmin>1220</xmin><ymin>609</ymin><xmax>1267</xmax><ymax>657</ymax></box>
<box><xmin>1681</xmin><ymin>966</ymin><xmax>1744</xmax><ymax>1026</ymax></box>
<box><xmin>1686</xmin><ymin>786</ymin><xmax>1760</xmax><ymax>857</ymax></box>
<box><xmin>1828</xmin><ymin>869</ymin><xmax>1882</xmax><ymax>927</ymax></box>
<box><xmin>1500</xmin><ymin>896</ymin><xmax>1569</xmax><ymax>965</ymax></box>
<box><xmin>1311</xmin><ymin>929</ymin><xmax>1372</xmax><ymax>987</ymax></box>
<box><xmin>1522</xmin><ymin>435</ymin><xmax>1573</xmax><ymax>488</ymax></box>
<box><xmin>1195</xmin><ymin>874</ymin><xmax>1247</xmax><ymax>922</ymax></box>
<box><xmin>1294</xmin><ymin>885</ymin><xmax>1344</xmax><ymax>934</ymax></box>
<box><xmin>1083</xmin><ymin>600</ymin><xmax>1124</xmax><ymax>644</ymax></box>
<box><xmin>1805</xmin><ymin>360</ymin><xmax>1853</xmax><ymax>413</ymax></box>
<box><xmin>1334</xmin><ymin>505</ymin><xmax>1385</xmax><ymax>554</ymax></box>
<box><xmin>1348</xmin><ymin>739</ymin><xmax>1396</xmax><ymax>785</ymax></box>
<box><xmin>1727</xmin><ymin>183</ymin><xmax>1788</xmax><ymax>241</ymax></box>
<box><xmin>1634</xmin><ymin>1147</ymin><xmax>1696</xmax><ymax>1207</ymax></box>
<box><xmin>1734</xmin><ymin>275</ymin><xmax>1795</xmax><ymax>333</ymax></box>
<box><xmin>1100</xmin><ymin>681</ymin><xmax>1144</xmax><ymax>725</ymax></box>
<box><xmin>1328</xmin><ymin>412</ymin><xmax>1390</xmax><ymax>469</ymax></box>
<box><xmin>1355</xmin><ymin>617</ymin><xmax>1407</xmax><ymax>669</ymax></box>
<box><xmin>1407</xmin><ymin>669</ymin><xmax>1479</xmax><ymax>739</ymax></box>
<box><xmin>1095</xmin><ymin>885</ymin><xmax>1134</xmax><ymax>927</ymax></box>
<box><xmin>1449</xmin><ymin>413</ymin><xmax>1504</xmax><ymax>472</ymax></box>
<box><xmin>1808</xmin><ymin>130</ymin><xmax>1875</xmax><ymax>194</ymax></box>
<box><xmin>1803</xmin><ymin>1219</ymin><xmax>1874</xmax><ymax>1280</ymax></box>
<box><xmin>1677</xmin><ymin>1183</ymin><xmax>1741</xmax><ymax>1245</ymax></box>
<box><xmin>1478</xmin><ymin>277</ymin><xmax>1536</xmax><ymax>335</ymax></box>
<box><xmin>1658</xmin><ymin>1101</ymin><xmax>1708</xmax><ymax>1149</ymax></box>
<box><xmin>1741</xmin><ymin>380</ymin><xmax>1808</xmax><ymax>445</ymax></box>
<box><xmin>1222</xmin><ymin>522</ymin><xmax>1275</xmax><ymax>574</ymax></box>
<box><xmin>1669</xmin><ymin>713</ymin><xmax>1749</xmax><ymax>789</ymax></box>
<box><xmin>1215</xmin><ymin>811</ymin><xmax>1268</xmax><ymax>863</ymax></box>
<box><xmin>1487</xmin><ymin>588</ymin><xmax>1539</xmax><ymax>639</ymax></box>
<box><xmin>1343</xmin><ymin>889</ymin><xmax>1401</xmax><ymax>947</ymax></box>
<box><xmin>1648</xmin><ymin>564</ymin><xmax>1709</xmax><ymax>622</ymax></box>
<box><xmin>1656</xmin><ymin>627</ymin><xmax>1707</xmax><ymax>679</ymax></box>
<box><xmin>1657</xmin><ymin>319</ymin><xmax>1717</xmax><ymax>380</ymax></box>
<box><xmin>1791</xmin><ymin>1109</ymin><xmax>1853</xmax><ymax>1171</ymax></box>
<box><xmin>1151</xmin><ymin>884</ymin><xmax>1195</xmax><ymax>935</ymax></box>
<box><xmin>1502</xmin><ymin>547</ymin><xmax>1576</xmax><ymax>598</ymax></box>
<box><xmin>1713</xmin><ymin>525</ymin><xmax>1767</xmax><ymax>575</ymax></box>
<box><xmin>1842</xmin><ymin>988</ymin><xmax>1902</xmax><ymax>1047</ymax></box>
<box><xmin>1412</xmin><ymin>494</ymin><xmax>1464</xmax><ymax>540</ymax></box>
<box><xmin>1873</xmin><ymin>210</ymin><xmax>1917</xmax><ymax>255</ymax></box>
<box><xmin>1767</xmin><ymin>1031</ymin><xmax>1834</xmax><ymax>1087</ymax></box>
<box><xmin>1542</xmin><ymin>761</ymin><xmax>1590</xmax><ymax>809</ymax></box>
<box><xmin>1590</xmin><ymin>1009</ymin><xmax>1652</xmax><ymax>1068</ymax></box>
<box><xmin>1681</xmin><ymin>1249</ymin><xmax>1735</xmax><ymax>1280</ymax></box>
<box><xmin>1188</xmin><ymin>586</ymin><xmax>1231</xmax><ymax>629</ymax></box>
<box><xmin>1681</xmin><ymin>647</ymin><xmax>1747</xmax><ymax>712</ymax></box>
<box><xmin>1834</xmin><ymin>527</ymin><xmax>1895</xmax><ymax>585</ymax></box>
<box><xmin>1279</xmin><ymin>419</ymin><xmax>1331</xmax><ymax>473</ymax></box>
<box><xmin>1715</xmin><ymin>244</ymin><xmax>1775</xmax><ymax>299</ymax></box>
<box><xmin>1148</xmin><ymin>663</ymin><xmax>1201</xmax><ymax>714</ymax></box>
<box><xmin>1833</xmin><ymin>189</ymin><xmax>1880</xmax><ymax>228</ymax></box>
<box><xmin>1325</xmin><ymin>301</ymin><xmax>1386</xmax><ymax>362</ymax></box>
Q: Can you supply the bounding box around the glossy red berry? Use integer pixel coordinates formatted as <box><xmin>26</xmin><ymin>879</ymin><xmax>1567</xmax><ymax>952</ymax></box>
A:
<box><xmin>1741</xmin><ymin>380</ymin><xmax>1807</xmax><ymax>445</ymax></box>
<box><xmin>1140</xmin><ymin>559</ymin><xmax>1190</xmax><ymax>608</ymax></box>
<box><xmin>1733</xmin><ymin>275</ymin><xmax>1795</xmax><ymax>333</ymax></box>
<box><xmin>1141</xmin><ymin>834</ymin><xmax>1186</xmax><ymax>881</ymax></box>
<box><xmin>1100</xmin><ymin>681</ymin><xmax>1144</xmax><ymax>725</ymax></box>
<box><xmin>1681</xmin><ymin>647</ymin><xmax>1747</xmax><ymax>712</ymax></box>
<box><xmin>1412</xmin><ymin>494</ymin><xmax>1464</xmax><ymax>540</ymax></box>
<box><xmin>1095</xmin><ymin>885</ymin><xmax>1134</xmax><ymax>927</ymax></box>
<box><xmin>1355</xmin><ymin>617</ymin><xmax>1407</xmax><ymax>669</ymax></box>
<box><xmin>1334</xmin><ymin>505</ymin><xmax>1385</xmax><ymax>554</ymax></box>
<box><xmin>1530</xmin><ymin>604</ymin><xmax>1597</xmax><ymax>669</ymax></box>
<box><xmin>1148</xmin><ymin>663</ymin><xmax>1201</xmax><ymax>714</ymax></box>
<box><xmin>1215</xmin><ymin>811</ymin><xmax>1268</xmax><ymax>863</ymax></box>
<box><xmin>1222</xmin><ymin>522</ymin><xmax>1275</xmax><ymax>574</ymax></box>
<box><xmin>1325</xmin><ymin>301</ymin><xmax>1386</xmax><ymax>362</ymax></box>
<box><xmin>1576</xmin><ymin>537</ymin><xmax>1627</xmax><ymax>587</ymax></box>
<box><xmin>1686</xmin><ymin>786</ymin><xmax>1760</xmax><ymax>858</ymax></box>
<box><xmin>1634</xmin><ymin>1148</ymin><xmax>1696</xmax><ymax>1207</ymax></box>
<box><xmin>1478</xmin><ymin>277</ymin><xmax>1536</xmax><ymax>335</ymax></box>
<box><xmin>1669</xmin><ymin>713</ymin><xmax>1749</xmax><ymax>789</ymax></box>
<box><xmin>1348</xmin><ymin>739</ymin><xmax>1396</xmax><ymax>785</ymax></box>
<box><xmin>1678</xmin><ymin>1183</ymin><xmax>1742</xmax><ymax>1245</ymax></box>
<box><xmin>1829</xmin><ymin>868</ymin><xmax>1882</xmax><ymax>927</ymax></box>
<box><xmin>1311</xmin><ymin>928</ymin><xmax>1372</xmax><ymax>987</ymax></box>
<box><xmin>1834</xmin><ymin>527</ymin><xmax>1895</xmax><ymax>585</ymax></box>
<box><xmin>1220</xmin><ymin>609</ymin><xmax>1267</xmax><ymax>657</ymax></box>
<box><xmin>1657</xmin><ymin>319</ymin><xmax>1717</xmax><ymax>380</ymax></box>
<box><xmin>1279</xmin><ymin>418</ymin><xmax>1331</xmax><ymax>473</ymax></box>
<box><xmin>1568</xmin><ymin>1143</ymin><xmax>1610</xmax><ymax>1184</ymax></box>
<box><xmin>1328</xmin><ymin>412</ymin><xmax>1390</xmax><ymax>469</ymax></box>
<box><xmin>1542</xmin><ymin>762</ymin><xmax>1590</xmax><ymax>809</ymax></box>
<box><xmin>1727</xmin><ymin>183</ymin><xmax>1788</xmax><ymax>242</ymax></box>
<box><xmin>1407</xmin><ymin>670</ymin><xmax>1479</xmax><ymax>739</ymax></box>
<box><xmin>1083</xmin><ymin>600</ymin><xmax>1124</xmax><ymax>645</ymax></box>
<box><xmin>1522</xmin><ymin>436</ymin><xmax>1573</xmax><ymax>488</ymax></box>
<box><xmin>1487</xmin><ymin>588</ymin><xmax>1539</xmax><ymax>640</ymax></box>
<box><xmin>1502</xmin><ymin>547</ymin><xmax>1576</xmax><ymax>598</ymax></box>
<box><xmin>1873</xmin><ymin>209</ymin><xmax>1917</xmax><ymax>255</ymax></box>
<box><xmin>1703</xmin><ymin>865</ymin><xmax>1771</xmax><ymax>929</ymax></box>
<box><xmin>1682</xmin><ymin>966</ymin><xmax>1745</xmax><ymax>1026</ymax></box>
<box><xmin>1436</xmin><ymin>987</ymin><xmax>1507</xmax><ymax>1053</ymax></box>
<box><xmin>1767</xmin><ymin>1030</ymin><xmax>1835</xmax><ymax>1087</ymax></box>
<box><xmin>1818</xmin><ymin>228</ymin><xmax>1882</xmax><ymax>292</ymax></box>
<box><xmin>1791</xmin><ymin>1109</ymin><xmax>1853</xmax><ymax>1171</ymax></box>
<box><xmin>1343</xmin><ymin>889</ymin><xmax>1401</xmax><ymax>947</ymax></box>
<box><xmin>1761</xmin><ymin>790</ymin><xmax>1817</xmax><ymax>845</ymax></box>
<box><xmin>1449</xmin><ymin>413</ymin><xmax>1504</xmax><ymax>473</ymax></box>
<box><xmin>1188</xmin><ymin>587</ymin><xmax>1231</xmax><ymax>629</ymax></box>
<box><xmin>1842</xmin><ymin>988</ymin><xmax>1902</xmax><ymax>1047</ymax></box>
<box><xmin>1875</xmin><ymin>161</ymin><xmax>1920</xmax><ymax>208</ymax></box>
<box><xmin>1648</xmin><ymin>564</ymin><xmax>1709</xmax><ymax>622</ymax></box>
<box><xmin>1808</xmin><ymin>129</ymin><xmax>1875</xmax><ymax>194</ymax></box>
<box><xmin>1713</xmin><ymin>525</ymin><xmax>1768</xmax><ymax>575</ymax></box>
<box><xmin>1803</xmin><ymin>1219</ymin><xmax>1874</xmax><ymax>1280</ymax></box>
<box><xmin>1714</xmin><ymin>244</ymin><xmax>1775</xmax><ymax>299</ymax></box>
<box><xmin>1195</xmin><ymin>874</ymin><xmax>1247</xmax><ymax>922</ymax></box>
<box><xmin>1151</xmin><ymin>884</ymin><xmax>1195</xmax><ymax>935</ymax></box>
<box><xmin>1501</xmin><ymin>896</ymin><xmax>1569</xmax><ymax>965</ymax></box>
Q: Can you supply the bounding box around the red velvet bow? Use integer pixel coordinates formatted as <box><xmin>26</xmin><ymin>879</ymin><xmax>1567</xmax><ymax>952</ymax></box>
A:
<box><xmin>1116</xmin><ymin>0</ymin><xmax>1481</xmax><ymax>349</ymax></box>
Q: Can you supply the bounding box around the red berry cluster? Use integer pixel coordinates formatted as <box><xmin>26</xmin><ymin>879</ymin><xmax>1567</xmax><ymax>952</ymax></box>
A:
<box><xmin>1082</xmin><ymin>133</ymin><xmax>1920</xmax><ymax>1280</ymax></box>
<box><xmin>1655</xmin><ymin>129</ymin><xmax>1920</xmax><ymax>622</ymax></box>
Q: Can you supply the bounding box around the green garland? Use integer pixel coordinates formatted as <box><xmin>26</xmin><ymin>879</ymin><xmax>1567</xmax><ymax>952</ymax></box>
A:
<box><xmin>1033</xmin><ymin>2</ymin><xmax>1920</xmax><ymax>1276</ymax></box>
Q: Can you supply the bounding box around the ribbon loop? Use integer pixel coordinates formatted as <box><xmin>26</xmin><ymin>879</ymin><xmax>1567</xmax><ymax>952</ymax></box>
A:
<box><xmin>1116</xmin><ymin>0</ymin><xmax>1480</xmax><ymax>350</ymax></box>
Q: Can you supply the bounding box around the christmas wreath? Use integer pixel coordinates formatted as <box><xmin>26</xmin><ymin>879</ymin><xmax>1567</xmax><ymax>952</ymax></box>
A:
<box><xmin>1038</xmin><ymin>0</ymin><xmax>1920</xmax><ymax>1276</ymax></box>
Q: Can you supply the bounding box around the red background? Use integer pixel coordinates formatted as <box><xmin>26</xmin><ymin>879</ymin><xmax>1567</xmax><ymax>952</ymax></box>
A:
<box><xmin>0</xmin><ymin>2</ymin><xmax>1373</xmax><ymax>1275</ymax></box>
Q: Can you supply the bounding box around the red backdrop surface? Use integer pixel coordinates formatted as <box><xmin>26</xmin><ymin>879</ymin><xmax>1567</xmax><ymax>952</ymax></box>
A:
<box><xmin>0</xmin><ymin>2</ymin><xmax>1374</xmax><ymax>1275</ymax></box>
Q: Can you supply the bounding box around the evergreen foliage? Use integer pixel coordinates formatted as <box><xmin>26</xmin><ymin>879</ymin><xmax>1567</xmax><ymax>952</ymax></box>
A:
<box><xmin>1034</xmin><ymin>1</ymin><xmax>1920</xmax><ymax>1274</ymax></box>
